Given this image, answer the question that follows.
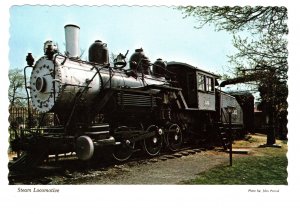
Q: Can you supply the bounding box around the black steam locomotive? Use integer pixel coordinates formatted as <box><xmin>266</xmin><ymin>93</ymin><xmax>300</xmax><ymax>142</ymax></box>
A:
<box><xmin>9</xmin><ymin>24</ymin><xmax>250</xmax><ymax>171</ymax></box>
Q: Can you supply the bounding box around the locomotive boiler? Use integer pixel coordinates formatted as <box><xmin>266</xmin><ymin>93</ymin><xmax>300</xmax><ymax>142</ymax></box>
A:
<box><xmin>9</xmin><ymin>24</ymin><xmax>248</xmax><ymax>172</ymax></box>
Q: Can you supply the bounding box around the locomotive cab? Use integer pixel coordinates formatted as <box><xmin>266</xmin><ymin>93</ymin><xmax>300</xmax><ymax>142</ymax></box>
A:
<box><xmin>167</xmin><ymin>62</ymin><xmax>219</xmax><ymax>111</ymax></box>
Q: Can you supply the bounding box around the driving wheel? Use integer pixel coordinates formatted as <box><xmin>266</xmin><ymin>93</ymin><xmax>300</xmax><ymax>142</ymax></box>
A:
<box><xmin>143</xmin><ymin>125</ymin><xmax>163</xmax><ymax>156</ymax></box>
<box><xmin>166</xmin><ymin>123</ymin><xmax>183</xmax><ymax>152</ymax></box>
<box><xmin>112</xmin><ymin>126</ymin><xmax>135</xmax><ymax>162</ymax></box>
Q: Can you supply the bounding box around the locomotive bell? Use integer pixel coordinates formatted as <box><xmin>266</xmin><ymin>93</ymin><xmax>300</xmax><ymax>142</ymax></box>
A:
<box><xmin>113</xmin><ymin>53</ymin><xmax>127</xmax><ymax>68</ymax></box>
<box><xmin>88</xmin><ymin>40</ymin><xmax>109</xmax><ymax>64</ymax></box>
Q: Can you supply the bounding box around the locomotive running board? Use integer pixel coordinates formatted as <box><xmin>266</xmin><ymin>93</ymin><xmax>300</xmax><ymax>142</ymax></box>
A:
<box><xmin>140</xmin><ymin>84</ymin><xmax>189</xmax><ymax>110</ymax></box>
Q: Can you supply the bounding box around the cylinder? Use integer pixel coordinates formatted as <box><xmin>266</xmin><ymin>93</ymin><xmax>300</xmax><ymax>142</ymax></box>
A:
<box><xmin>64</xmin><ymin>24</ymin><xmax>80</xmax><ymax>58</ymax></box>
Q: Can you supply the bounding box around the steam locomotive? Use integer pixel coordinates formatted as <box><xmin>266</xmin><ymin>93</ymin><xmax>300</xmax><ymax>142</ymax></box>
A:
<box><xmin>9</xmin><ymin>24</ymin><xmax>249</xmax><ymax>171</ymax></box>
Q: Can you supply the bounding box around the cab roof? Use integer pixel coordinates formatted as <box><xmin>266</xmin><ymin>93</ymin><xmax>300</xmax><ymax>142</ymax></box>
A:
<box><xmin>167</xmin><ymin>61</ymin><xmax>220</xmax><ymax>79</ymax></box>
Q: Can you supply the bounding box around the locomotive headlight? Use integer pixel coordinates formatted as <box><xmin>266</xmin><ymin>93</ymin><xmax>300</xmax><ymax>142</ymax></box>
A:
<box><xmin>43</xmin><ymin>40</ymin><xmax>58</xmax><ymax>59</ymax></box>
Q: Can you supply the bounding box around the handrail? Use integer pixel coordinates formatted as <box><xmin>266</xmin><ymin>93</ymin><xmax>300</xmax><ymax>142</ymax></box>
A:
<box><xmin>221</xmin><ymin>108</ymin><xmax>229</xmax><ymax>124</ymax></box>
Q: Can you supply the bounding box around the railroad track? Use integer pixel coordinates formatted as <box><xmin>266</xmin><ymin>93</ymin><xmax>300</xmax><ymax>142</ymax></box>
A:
<box><xmin>8</xmin><ymin>145</ymin><xmax>219</xmax><ymax>184</ymax></box>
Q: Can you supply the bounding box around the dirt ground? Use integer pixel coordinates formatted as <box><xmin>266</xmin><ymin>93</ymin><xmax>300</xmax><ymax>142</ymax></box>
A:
<box><xmin>10</xmin><ymin>134</ymin><xmax>285</xmax><ymax>185</ymax></box>
<box><xmin>59</xmin><ymin>150</ymin><xmax>230</xmax><ymax>185</ymax></box>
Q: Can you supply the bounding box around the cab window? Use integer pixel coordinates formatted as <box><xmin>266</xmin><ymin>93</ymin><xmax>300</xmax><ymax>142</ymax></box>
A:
<box><xmin>205</xmin><ymin>76</ymin><xmax>214</xmax><ymax>92</ymax></box>
<box><xmin>197</xmin><ymin>73</ymin><xmax>205</xmax><ymax>91</ymax></box>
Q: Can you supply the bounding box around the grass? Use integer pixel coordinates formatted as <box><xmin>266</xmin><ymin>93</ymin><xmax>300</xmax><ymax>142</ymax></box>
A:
<box><xmin>184</xmin><ymin>134</ymin><xmax>288</xmax><ymax>185</ymax></box>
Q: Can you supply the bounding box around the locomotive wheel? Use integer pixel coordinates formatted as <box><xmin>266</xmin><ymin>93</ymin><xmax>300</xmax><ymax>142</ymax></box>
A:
<box><xmin>143</xmin><ymin>125</ymin><xmax>163</xmax><ymax>156</ymax></box>
<box><xmin>166</xmin><ymin>123</ymin><xmax>183</xmax><ymax>152</ymax></box>
<box><xmin>112</xmin><ymin>126</ymin><xmax>135</xmax><ymax>162</ymax></box>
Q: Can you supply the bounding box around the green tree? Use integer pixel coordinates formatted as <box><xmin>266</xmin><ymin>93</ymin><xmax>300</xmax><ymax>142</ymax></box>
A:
<box><xmin>9</xmin><ymin>68</ymin><xmax>26</xmax><ymax>107</ymax></box>
<box><xmin>179</xmin><ymin>6</ymin><xmax>288</xmax><ymax>144</ymax></box>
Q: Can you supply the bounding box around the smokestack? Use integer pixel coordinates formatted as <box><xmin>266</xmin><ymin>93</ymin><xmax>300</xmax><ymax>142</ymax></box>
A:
<box><xmin>64</xmin><ymin>24</ymin><xmax>80</xmax><ymax>58</ymax></box>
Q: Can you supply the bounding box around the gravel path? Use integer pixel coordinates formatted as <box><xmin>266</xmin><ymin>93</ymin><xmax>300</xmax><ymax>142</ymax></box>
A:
<box><xmin>57</xmin><ymin>150</ymin><xmax>231</xmax><ymax>185</ymax></box>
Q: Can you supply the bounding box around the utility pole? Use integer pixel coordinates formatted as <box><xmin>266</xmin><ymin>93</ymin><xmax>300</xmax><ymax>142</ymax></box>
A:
<box><xmin>225</xmin><ymin>106</ymin><xmax>235</xmax><ymax>166</ymax></box>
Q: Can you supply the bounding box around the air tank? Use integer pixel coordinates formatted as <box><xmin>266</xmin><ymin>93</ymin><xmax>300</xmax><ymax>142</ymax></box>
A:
<box><xmin>88</xmin><ymin>40</ymin><xmax>109</xmax><ymax>64</ymax></box>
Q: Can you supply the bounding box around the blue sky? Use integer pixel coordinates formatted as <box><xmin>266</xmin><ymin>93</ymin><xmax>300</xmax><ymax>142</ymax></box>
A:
<box><xmin>9</xmin><ymin>5</ymin><xmax>235</xmax><ymax>75</ymax></box>
<box><xmin>2</xmin><ymin>0</ymin><xmax>300</xmax><ymax>211</ymax></box>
